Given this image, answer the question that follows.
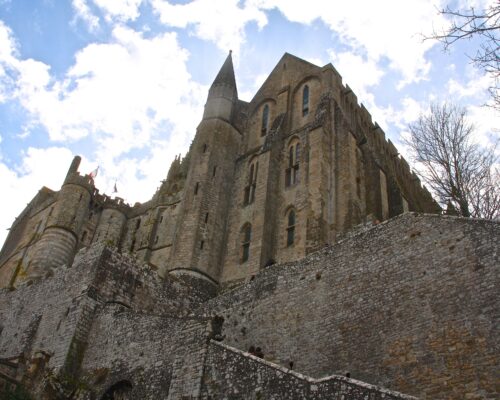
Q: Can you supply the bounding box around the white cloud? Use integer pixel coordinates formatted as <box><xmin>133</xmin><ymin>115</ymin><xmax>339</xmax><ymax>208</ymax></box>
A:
<box><xmin>151</xmin><ymin>0</ymin><xmax>268</xmax><ymax>53</ymax></box>
<box><xmin>9</xmin><ymin>26</ymin><xmax>205</xmax><ymax>158</ymax></box>
<box><xmin>72</xmin><ymin>0</ymin><xmax>100</xmax><ymax>31</ymax></box>
<box><xmin>0</xmin><ymin>20</ymin><xmax>209</xmax><ymax>243</ymax></box>
<box><xmin>447</xmin><ymin>73</ymin><xmax>491</xmax><ymax>100</ymax></box>
<box><xmin>92</xmin><ymin>0</ymin><xmax>144</xmax><ymax>22</ymax></box>
<box><xmin>149</xmin><ymin>0</ymin><xmax>447</xmax><ymax>86</ymax></box>
<box><xmin>0</xmin><ymin>147</ymin><xmax>74</xmax><ymax>246</ymax></box>
<box><xmin>250</xmin><ymin>0</ymin><xmax>445</xmax><ymax>86</ymax></box>
<box><xmin>467</xmin><ymin>105</ymin><xmax>500</xmax><ymax>149</ymax></box>
<box><xmin>328</xmin><ymin>51</ymin><xmax>384</xmax><ymax>98</ymax></box>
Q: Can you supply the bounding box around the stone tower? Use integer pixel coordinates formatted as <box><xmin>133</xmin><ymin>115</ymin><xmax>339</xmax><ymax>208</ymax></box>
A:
<box><xmin>28</xmin><ymin>156</ymin><xmax>92</xmax><ymax>278</ymax></box>
<box><xmin>0</xmin><ymin>52</ymin><xmax>440</xmax><ymax>292</ymax></box>
<box><xmin>167</xmin><ymin>51</ymin><xmax>242</xmax><ymax>289</ymax></box>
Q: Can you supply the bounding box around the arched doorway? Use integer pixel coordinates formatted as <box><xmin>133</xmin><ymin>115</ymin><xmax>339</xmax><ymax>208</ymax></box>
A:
<box><xmin>100</xmin><ymin>380</ymin><xmax>132</xmax><ymax>400</ymax></box>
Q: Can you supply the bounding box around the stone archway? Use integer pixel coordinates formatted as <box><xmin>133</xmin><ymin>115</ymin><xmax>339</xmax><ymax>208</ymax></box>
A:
<box><xmin>100</xmin><ymin>380</ymin><xmax>132</xmax><ymax>400</ymax></box>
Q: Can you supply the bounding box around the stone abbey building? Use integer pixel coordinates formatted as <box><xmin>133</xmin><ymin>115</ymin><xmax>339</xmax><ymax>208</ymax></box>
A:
<box><xmin>0</xmin><ymin>53</ymin><xmax>497</xmax><ymax>399</ymax></box>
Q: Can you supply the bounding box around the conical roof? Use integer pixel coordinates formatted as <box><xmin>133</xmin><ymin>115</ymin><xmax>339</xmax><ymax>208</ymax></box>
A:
<box><xmin>211</xmin><ymin>50</ymin><xmax>237</xmax><ymax>90</ymax></box>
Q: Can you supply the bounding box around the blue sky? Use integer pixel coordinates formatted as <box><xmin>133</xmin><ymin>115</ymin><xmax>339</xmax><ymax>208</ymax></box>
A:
<box><xmin>0</xmin><ymin>0</ymin><xmax>498</xmax><ymax>246</ymax></box>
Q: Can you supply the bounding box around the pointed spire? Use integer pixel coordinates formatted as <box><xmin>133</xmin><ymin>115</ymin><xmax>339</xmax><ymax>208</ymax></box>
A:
<box><xmin>211</xmin><ymin>50</ymin><xmax>237</xmax><ymax>93</ymax></box>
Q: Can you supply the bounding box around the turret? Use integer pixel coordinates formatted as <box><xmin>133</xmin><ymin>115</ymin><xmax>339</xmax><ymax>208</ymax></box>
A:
<box><xmin>203</xmin><ymin>50</ymin><xmax>238</xmax><ymax>121</ymax></box>
<box><xmin>65</xmin><ymin>155</ymin><xmax>81</xmax><ymax>181</ymax></box>
<box><xmin>28</xmin><ymin>156</ymin><xmax>93</xmax><ymax>279</ymax></box>
<box><xmin>167</xmin><ymin>52</ymin><xmax>242</xmax><ymax>291</ymax></box>
<box><xmin>92</xmin><ymin>197</ymin><xmax>127</xmax><ymax>247</ymax></box>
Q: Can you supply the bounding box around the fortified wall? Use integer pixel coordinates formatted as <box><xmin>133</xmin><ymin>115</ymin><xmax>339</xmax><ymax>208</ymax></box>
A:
<box><xmin>0</xmin><ymin>213</ymin><xmax>497</xmax><ymax>399</ymax></box>
<box><xmin>0</xmin><ymin>52</ymin><xmax>496</xmax><ymax>399</ymax></box>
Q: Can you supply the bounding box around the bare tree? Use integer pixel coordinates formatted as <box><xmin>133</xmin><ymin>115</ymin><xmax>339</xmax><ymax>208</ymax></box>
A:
<box><xmin>427</xmin><ymin>3</ymin><xmax>500</xmax><ymax>109</ymax></box>
<box><xmin>406</xmin><ymin>103</ymin><xmax>499</xmax><ymax>219</ymax></box>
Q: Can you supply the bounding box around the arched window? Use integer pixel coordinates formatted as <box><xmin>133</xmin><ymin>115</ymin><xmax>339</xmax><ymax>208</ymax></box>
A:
<box><xmin>285</xmin><ymin>140</ymin><xmax>300</xmax><ymax>187</ymax></box>
<box><xmin>241</xmin><ymin>223</ymin><xmax>252</xmax><ymax>263</ymax></box>
<box><xmin>286</xmin><ymin>209</ymin><xmax>296</xmax><ymax>247</ymax></box>
<box><xmin>244</xmin><ymin>160</ymin><xmax>258</xmax><ymax>205</ymax></box>
<box><xmin>302</xmin><ymin>85</ymin><xmax>309</xmax><ymax>116</ymax></box>
<box><xmin>261</xmin><ymin>104</ymin><xmax>269</xmax><ymax>136</ymax></box>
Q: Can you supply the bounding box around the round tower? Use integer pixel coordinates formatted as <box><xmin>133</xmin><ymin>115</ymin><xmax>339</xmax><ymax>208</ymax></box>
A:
<box><xmin>93</xmin><ymin>201</ymin><xmax>127</xmax><ymax>247</ymax></box>
<box><xmin>168</xmin><ymin>51</ymin><xmax>241</xmax><ymax>290</ymax></box>
<box><xmin>28</xmin><ymin>156</ymin><xmax>93</xmax><ymax>279</ymax></box>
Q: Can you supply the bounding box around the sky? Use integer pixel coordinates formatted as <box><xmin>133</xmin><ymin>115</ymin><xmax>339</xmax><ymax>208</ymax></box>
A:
<box><xmin>0</xmin><ymin>0</ymin><xmax>498</xmax><ymax>247</ymax></box>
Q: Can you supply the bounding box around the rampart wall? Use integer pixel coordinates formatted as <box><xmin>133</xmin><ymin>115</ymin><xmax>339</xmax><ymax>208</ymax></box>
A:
<box><xmin>201</xmin><ymin>341</ymin><xmax>416</xmax><ymax>400</ymax></box>
<box><xmin>201</xmin><ymin>213</ymin><xmax>499</xmax><ymax>399</ymax></box>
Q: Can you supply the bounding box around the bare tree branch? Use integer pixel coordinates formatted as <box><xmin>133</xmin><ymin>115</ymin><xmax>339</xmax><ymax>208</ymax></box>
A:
<box><xmin>405</xmin><ymin>103</ymin><xmax>499</xmax><ymax>219</ymax></box>
<box><xmin>426</xmin><ymin>4</ymin><xmax>500</xmax><ymax>109</ymax></box>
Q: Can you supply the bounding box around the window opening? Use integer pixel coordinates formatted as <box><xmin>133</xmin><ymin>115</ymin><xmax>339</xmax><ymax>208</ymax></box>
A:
<box><xmin>261</xmin><ymin>104</ymin><xmax>269</xmax><ymax>135</ymax></box>
<box><xmin>194</xmin><ymin>182</ymin><xmax>199</xmax><ymax>195</ymax></box>
<box><xmin>286</xmin><ymin>209</ymin><xmax>296</xmax><ymax>247</ymax></box>
<box><xmin>285</xmin><ymin>142</ymin><xmax>300</xmax><ymax>187</ymax></box>
<box><xmin>244</xmin><ymin>161</ymin><xmax>258</xmax><ymax>205</ymax></box>
<box><xmin>302</xmin><ymin>85</ymin><xmax>309</xmax><ymax>116</ymax></box>
<box><xmin>241</xmin><ymin>224</ymin><xmax>251</xmax><ymax>263</ymax></box>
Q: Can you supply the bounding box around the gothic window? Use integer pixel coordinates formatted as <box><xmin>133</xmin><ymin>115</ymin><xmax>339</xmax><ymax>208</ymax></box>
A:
<box><xmin>285</xmin><ymin>140</ymin><xmax>300</xmax><ymax>187</ymax></box>
<box><xmin>286</xmin><ymin>209</ymin><xmax>296</xmax><ymax>247</ymax></box>
<box><xmin>355</xmin><ymin>147</ymin><xmax>363</xmax><ymax>199</ymax></box>
<box><xmin>194</xmin><ymin>182</ymin><xmax>199</xmax><ymax>195</ymax></box>
<box><xmin>302</xmin><ymin>85</ymin><xmax>309</xmax><ymax>117</ymax></box>
<box><xmin>244</xmin><ymin>160</ymin><xmax>258</xmax><ymax>205</ymax></box>
<box><xmin>241</xmin><ymin>223</ymin><xmax>252</xmax><ymax>263</ymax></box>
<box><xmin>202</xmin><ymin>143</ymin><xmax>208</xmax><ymax>153</ymax></box>
<box><xmin>261</xmin><ymin>104</ymin><xmax>269</xmax><ymax>136</ymax></box>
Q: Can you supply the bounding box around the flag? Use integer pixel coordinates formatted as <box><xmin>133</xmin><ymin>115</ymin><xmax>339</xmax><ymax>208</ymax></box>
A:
<box><xmin>89</xmin><ymin>166</ymin><xmax>99</xmax><ymax>179</ymax></box>
<box><xmin>113</xmin><ymin>181</ymin><xmax>118</xmax><ymax>193</ymax></box>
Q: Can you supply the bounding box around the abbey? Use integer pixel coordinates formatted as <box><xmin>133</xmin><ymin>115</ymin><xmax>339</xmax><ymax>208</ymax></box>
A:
<box><xmin>0</xmin><ymin>53</ymin><xmax>497</xmax><ymax>400</ymax></box>
<box><xmin>0</xmin><ymin>52</ymin><xmax>439</xmax><ymax>291</ymax></box>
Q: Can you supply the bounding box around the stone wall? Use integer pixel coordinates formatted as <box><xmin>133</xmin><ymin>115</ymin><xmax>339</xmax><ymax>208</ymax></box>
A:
<box><xmin>0</xmin><ymin>243</ymin><xmax>210</xmax><ymax>397</ymax></box>
<box><xmin>201</xmin><ymin>341</ymin><xmax>416</xmax><ymax>400</ymax></box>
<box><xmin>80</xmin><ymin>306</ymin><xmax>211</xmax><ymax>400</ymax></box>
<box><xmin>201</xmin><ymin>213</ymin><xmax>499</xmax><ymax>399</ymax></box>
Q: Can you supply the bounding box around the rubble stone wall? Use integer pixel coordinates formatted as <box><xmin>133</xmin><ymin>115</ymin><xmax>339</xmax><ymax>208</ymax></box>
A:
<box><xmin>202</xmin><ymin>213</ymin><xmax>499</xmax><ymax>399</ymax></box>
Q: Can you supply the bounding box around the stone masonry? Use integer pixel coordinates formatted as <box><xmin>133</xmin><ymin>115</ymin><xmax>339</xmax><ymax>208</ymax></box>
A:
<box><xmin>0</xmin><ymin>52</ymin><xmax>440</xmax><ymax>293</ymax></box>
<box><xmin>0</xmin><ymin>52</ymin><xmax>497</xmax><ymax>399</ymax></box>
<box><xmin>0</xmin><ymin>213</ymin><xmax>497</xmax><ymax>399</ymax></box>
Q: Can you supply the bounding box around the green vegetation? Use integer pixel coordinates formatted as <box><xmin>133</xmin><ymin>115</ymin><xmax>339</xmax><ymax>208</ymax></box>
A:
<box><xmin>0</xmin><ymin>384</ymin><xmax>33</xmax><ymax>400</ymax></box>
